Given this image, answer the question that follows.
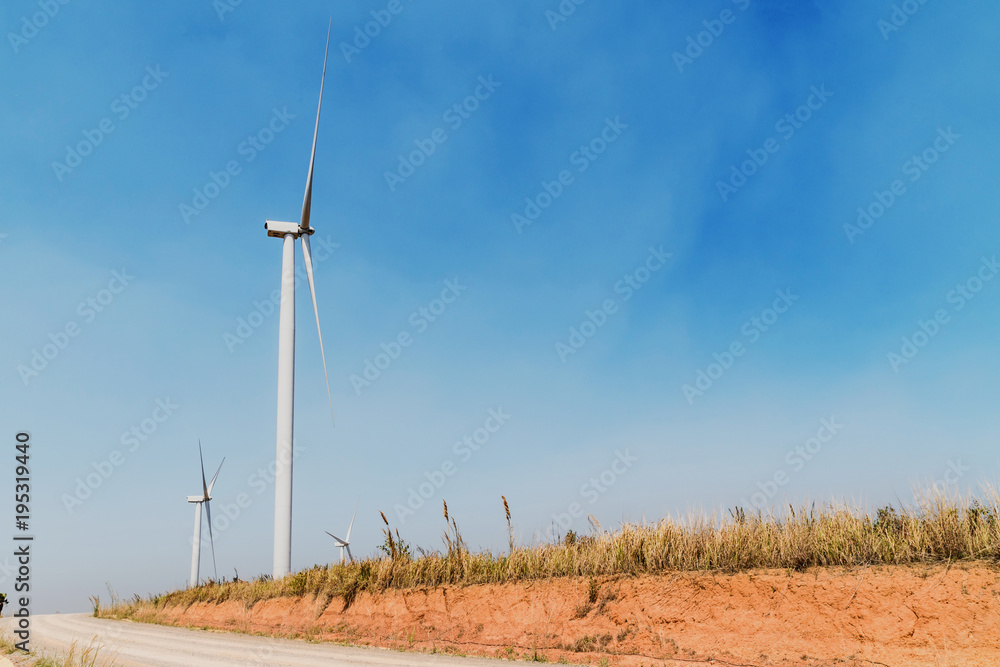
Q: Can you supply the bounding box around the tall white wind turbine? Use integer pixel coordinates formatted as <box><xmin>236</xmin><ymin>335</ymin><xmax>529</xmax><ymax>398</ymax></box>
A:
<box><xmin>265</xmin><ymin>23</ymin><xmax>337</xmax><ymax>579</ymax></box>
<box><xmin>187</xmin><ymin>441</ymin><xmax>224</xmax><ymax>587</ymax></box>
<box><xmin>325</xmin><ymin>497</ymin><xmax>359</xmax><ymax>566</ymax></box>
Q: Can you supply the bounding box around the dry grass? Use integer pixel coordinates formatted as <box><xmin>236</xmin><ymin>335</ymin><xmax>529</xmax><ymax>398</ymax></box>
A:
<box><xmin>96</xmin><ymin>488</ymin><xmax>1000</xmax><ymax>620</ymax></box>
<box><xmin>0</xmin><ymin>632</ymin><xmax>117</xmax><ymax>667</ymax></box>
<box><xmin>32</xmin><ymin>640</ymin><xmax>117</xmax><ymax>667</ymax></box>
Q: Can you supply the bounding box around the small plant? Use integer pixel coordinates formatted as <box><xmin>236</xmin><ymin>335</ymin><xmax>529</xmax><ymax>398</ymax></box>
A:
<box><xmin>874</xmin><ymin>505</ymin><xmax>907</xmax><ymax>536</ymax></box>
<box><xmin>587</xmin><ymin>576</ymin><xmax>600</xmax><ymax>604</ymax></box>
<box><xmin>376</xmin><ymin>511</ymin><xmax>412</xmax><ymax>561</ymax></box>
<box><xmin>968</xmin><ymin>500</ymin><xmax>995</xmax><ymax>531</ymax></box>
<box><xmin>376</xmin><ymin>529</ymin><xmax>412</xmax><ymax>561</ymax></box>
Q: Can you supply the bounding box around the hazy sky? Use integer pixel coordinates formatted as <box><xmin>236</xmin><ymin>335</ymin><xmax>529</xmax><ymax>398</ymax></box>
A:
<box><xmin>2</xmin><ymin>0</ymin><xmax>999</xmax><ymax>613</ymax></box>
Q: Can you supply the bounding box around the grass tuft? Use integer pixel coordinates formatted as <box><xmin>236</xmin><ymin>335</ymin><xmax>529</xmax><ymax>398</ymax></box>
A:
<box><xmin>0</xmin><ymin>634</ymin><xmax>117</xmax><ymax>667</ymax></box>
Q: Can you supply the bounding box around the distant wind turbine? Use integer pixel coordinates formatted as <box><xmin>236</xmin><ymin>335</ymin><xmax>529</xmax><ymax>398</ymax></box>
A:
<box><xmin>325</xmin><ymin>498</ymin><xmax>359</xmax><ymax>566</ymax></box>
<box><xmin>187</xmin><ymin>441</ymin><xmax>224</xmax><ymax>587</ymax></box>
<box><xmin>265</xmin><ymin>21</ymin><xmax>337</xmax><ymax>579</ymax></box>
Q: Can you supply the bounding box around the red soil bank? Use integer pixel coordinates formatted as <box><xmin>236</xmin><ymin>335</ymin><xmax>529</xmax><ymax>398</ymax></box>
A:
<box><xmin>152</xmin><ymin>563</ymin><xmax>1000</xmax><ymax>666</ymax></box>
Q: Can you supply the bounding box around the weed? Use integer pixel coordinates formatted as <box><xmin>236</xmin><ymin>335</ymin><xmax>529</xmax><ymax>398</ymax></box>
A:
<box><xmin>503</xmin><ymin>495</ymin><xmax>514</xmax><ymax>554</ymax></box>
<box><xmin>29</xmin><ymin>638</ymin><xmax>116</xmax><ymax>667</ymax></box>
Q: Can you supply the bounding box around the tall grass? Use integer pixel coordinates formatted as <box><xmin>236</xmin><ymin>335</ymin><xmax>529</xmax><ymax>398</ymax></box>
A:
<box><xmin>98</xmin><ymin>488</ymin><xmax>1000</xmax><ymax>620</ymax></box>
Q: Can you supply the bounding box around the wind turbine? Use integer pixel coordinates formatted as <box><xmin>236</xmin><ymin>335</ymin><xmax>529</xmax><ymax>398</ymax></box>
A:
<box><xmin>187</xmin><ymin>441</ymin><xmax>224</xmax><ymax>587</ymax></box>
<box><xmin>265</xmin><ymin>22</ymin><xmax>337</xmax><ymax>579</ymax></box>
<box><xmin>325</xmin><ymin>497</ymin><xmax>359</xmax><ymax>566</ymax></box>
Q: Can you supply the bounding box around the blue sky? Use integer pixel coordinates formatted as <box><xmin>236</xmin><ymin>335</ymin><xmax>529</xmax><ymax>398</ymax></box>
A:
<box><xmin>2</xmin><ymin>0</ymin><xmax>999</xmax><ymax>613</ymax></box>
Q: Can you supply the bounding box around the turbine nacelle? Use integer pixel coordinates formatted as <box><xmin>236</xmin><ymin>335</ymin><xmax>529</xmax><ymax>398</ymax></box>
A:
<box><xmin>265</xmin><ymin>219</ymin><xmax>314</xmax><ymax>239</ymax></box>
<box><xmin>186</xmin><ymin>495</ymin><xmax>205</xmax><ymax>503</ymax></box>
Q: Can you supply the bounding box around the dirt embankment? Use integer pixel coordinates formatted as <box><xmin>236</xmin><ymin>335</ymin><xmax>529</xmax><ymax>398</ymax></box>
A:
<box><xmin>150</xmin><ymin>563</ymin><xmax>1000</xmax><ymax>666</ymax></box>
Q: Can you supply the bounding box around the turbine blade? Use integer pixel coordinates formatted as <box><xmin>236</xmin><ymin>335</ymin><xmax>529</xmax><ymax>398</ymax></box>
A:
<box><xmin>301</xmin><ymin>235</ymin><xmax>336</xmax><ymax>427</ymax></box>
<box><xmin>199</xmin><ymin>440</ymin><xmax>209</xmax><ymax>500</ymax></box>
<box><xmin>207</xmin><ymin>458</ymin><xmax>225</xmax><ymax>496</ymax></box>
<box><xmin>325</xmin><ymin>531</ymin><xmax>348</xmax><ymax>546</ymax></box>
<box><xmin>205</xmin><ymin>501</ymin><xmax>218</xmax><ymax>581</ymax></box>
<box><xmin>300</xmin><ymin>19</ymin><xmax>331</xmax><ymax>232</ymax></box>
<box><xmin>346</xmin><ymin>544</ymin><xmax>354</xmax><ymax>563</ymax></box>
<box><xmin>345</xmin><ymin>496</ymin><xmax>359</xmax><ymax>542</ymax></box>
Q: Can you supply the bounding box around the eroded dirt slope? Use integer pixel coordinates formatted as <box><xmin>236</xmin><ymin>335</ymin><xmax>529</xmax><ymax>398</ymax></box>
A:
<box><xmin>150</xmin><ymin>563</ymin><xmax>1000</xmax><ymax>666</ymax></box>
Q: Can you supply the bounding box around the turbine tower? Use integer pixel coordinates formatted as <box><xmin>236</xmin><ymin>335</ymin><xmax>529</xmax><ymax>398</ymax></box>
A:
<box><xmin>187</xmin><ymin>441</ymin><xmax>224</xmax><ymax>587</ymax></box>
<box><xmin>266</xmin><ymin>23</ymin><xmax>336</xmax><ymax>579</ymax></box>
<box><xmin>325</xmin><ymin>497</ymin><xmax>359</xmax><ymax>566</ymax></box>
